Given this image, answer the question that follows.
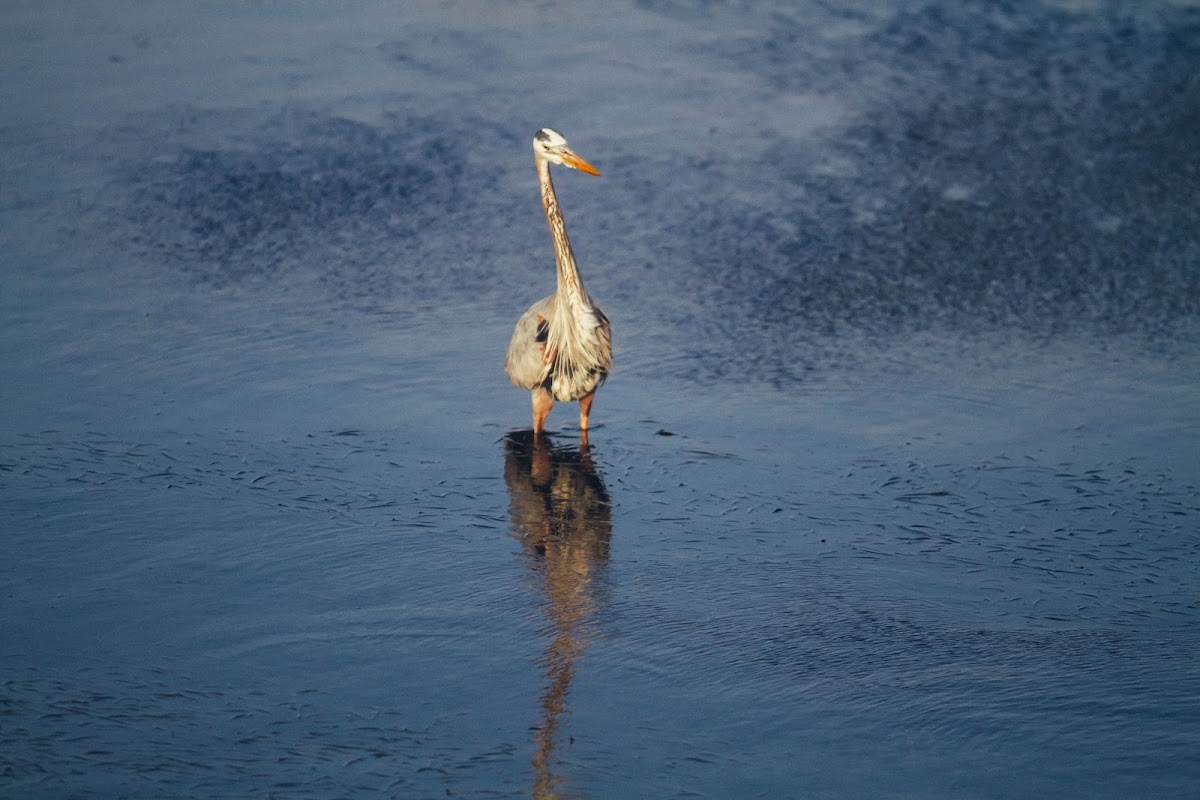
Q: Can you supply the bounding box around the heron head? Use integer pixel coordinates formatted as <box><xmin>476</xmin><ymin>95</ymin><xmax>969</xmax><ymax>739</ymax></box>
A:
<box><xmin>534</xmin><ymin>128</ymin><xmax>600</xmax><ymax>176</ymax></box>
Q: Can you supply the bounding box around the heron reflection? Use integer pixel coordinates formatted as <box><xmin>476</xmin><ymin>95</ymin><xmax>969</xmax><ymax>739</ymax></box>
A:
<box><xmin>503</xmin><ymin>430</ymin><xmax>612</xmax><ymax>800</ymax></box>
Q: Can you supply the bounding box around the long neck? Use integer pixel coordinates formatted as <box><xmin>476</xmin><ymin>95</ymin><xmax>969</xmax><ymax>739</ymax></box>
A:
<box><xmin>537</xmin><ymin>158</ymin><xmax>590</xmax><ymax>306</ymax></box>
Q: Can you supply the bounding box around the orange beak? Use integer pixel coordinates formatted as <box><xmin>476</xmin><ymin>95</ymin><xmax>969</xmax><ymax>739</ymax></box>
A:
<box><xmin>561</xmin><ymin>149</ymin><xmax>601</xmax><ymax>176</ymax></box>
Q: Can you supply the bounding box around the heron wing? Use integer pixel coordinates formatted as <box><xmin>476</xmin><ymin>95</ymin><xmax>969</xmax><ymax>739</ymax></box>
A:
<box><xmin>505</xmin><ymin>296</ymin><xmax>555</xmax><ymax>390</ymax></box>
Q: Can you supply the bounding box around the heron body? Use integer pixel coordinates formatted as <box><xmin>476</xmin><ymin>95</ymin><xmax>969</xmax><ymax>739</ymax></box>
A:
<box><xmin>505</xmin><ymin>129</ymin><xmax>611</xmax><ymax>439</ymax></box>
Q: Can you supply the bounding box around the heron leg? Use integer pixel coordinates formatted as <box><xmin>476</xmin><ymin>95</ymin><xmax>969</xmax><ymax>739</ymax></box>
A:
<box><xmin>532</xmin><ymin>387</ymin><xmax>554</xmax><ymax>436</ymax></box>
<box><xmin>578</xmin><ymin>391</ymin><xmax>596</xmax><ymax>434</ymax></box>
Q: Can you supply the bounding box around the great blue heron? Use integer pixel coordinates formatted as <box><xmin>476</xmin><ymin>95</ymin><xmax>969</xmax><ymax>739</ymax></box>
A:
<box><xmin>505</xmin><ymin>128</ymin><xmax>612</xmax><ymax>441</ymax></box>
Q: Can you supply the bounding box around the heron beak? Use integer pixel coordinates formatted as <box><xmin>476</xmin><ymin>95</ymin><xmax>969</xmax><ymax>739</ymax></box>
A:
<box><xmin>561</xmin><ymin>149</ymin><xmax>600</xmax><ymax>176</ymax></box>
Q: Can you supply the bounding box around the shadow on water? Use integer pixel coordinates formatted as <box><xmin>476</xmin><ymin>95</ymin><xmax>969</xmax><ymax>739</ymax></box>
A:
<box><xmin>502</xmin><ymin>430</ymin><xmax>611</xmax><ymax>800</ymax></box>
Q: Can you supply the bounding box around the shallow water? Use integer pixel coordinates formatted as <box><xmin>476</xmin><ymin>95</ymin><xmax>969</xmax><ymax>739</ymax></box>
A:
<box><xmin>3</xmin><ymin>1</ymin><xmax>1199</xmax><ymax>798</ymax></box>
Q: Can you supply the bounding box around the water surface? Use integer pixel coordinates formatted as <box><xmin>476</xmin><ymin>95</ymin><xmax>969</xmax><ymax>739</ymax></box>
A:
<box><xmin>2</xmin><ymin>1</ymin><xmax>1198</xmax><ymax>797</ymax></box>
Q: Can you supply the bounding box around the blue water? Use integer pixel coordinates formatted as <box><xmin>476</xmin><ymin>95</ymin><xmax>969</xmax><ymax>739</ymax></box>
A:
<box><xmin>2</xmin><ymin>1</ymin><xmax>1198</xmax><ymax>797</ymax></box>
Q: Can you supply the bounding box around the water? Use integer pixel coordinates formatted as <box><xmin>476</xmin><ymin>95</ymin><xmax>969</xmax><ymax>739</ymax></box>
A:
<box><xmin>2</xmin><ymin>1</ymin><xmax>1198</xmax><ymax>797</ymax></box>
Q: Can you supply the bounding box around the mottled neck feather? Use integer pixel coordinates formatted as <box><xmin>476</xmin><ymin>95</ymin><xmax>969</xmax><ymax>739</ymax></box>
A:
<box><xmin>537</xmin><ymin>158</ymin><xmax>591</xmax><ymax>308</ymax></box>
